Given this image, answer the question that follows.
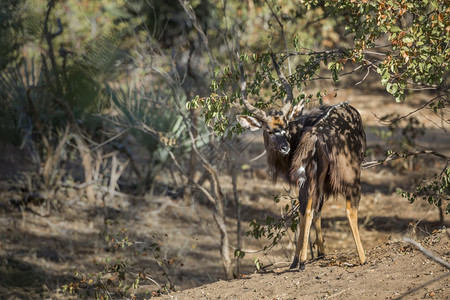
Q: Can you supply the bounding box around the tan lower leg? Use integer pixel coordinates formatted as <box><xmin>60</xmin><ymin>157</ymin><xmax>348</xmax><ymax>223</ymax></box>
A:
<box><xmin>293</xmin><ymin>216</ymin><xmax>306</xmax><ymax>259</ymax></box>
<box><xmin>290</xmin><ymin>211</ymin><xmax>307</xmax><ymax>269</ymax></box>
<box><xmin>300</xmin><ymin>205</ymin><xmax>314</xmax><ymax>263</ymax></box>
<box><xmin>313</xmin><ymin>215</ymin><xmax>325</xmax><ymax>256</ymax></box>
<box><xmin>291</xmin><ymin>199</ymin><xmax>314</xmax><ymax>269</ymax></box>
<box><xmin>346</xmin><ymin>200</ymin><xmax>366</xmax><ymax>265</ymax></box>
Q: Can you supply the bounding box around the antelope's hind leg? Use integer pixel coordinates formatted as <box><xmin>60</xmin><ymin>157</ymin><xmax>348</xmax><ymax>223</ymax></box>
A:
<box><xmin>345</xmin><ymin>196</ymin><xmax>366</xmax><ymax>265</ymax></box>
<box><xmin>313</xmin><ymin>214</ymin><xmax>325</xmax><ymax>258</ymax></box>
<box><xmin>290</xmin><ymin>198</ymin><xmax>314</xmax><ymax>270</ymax></box>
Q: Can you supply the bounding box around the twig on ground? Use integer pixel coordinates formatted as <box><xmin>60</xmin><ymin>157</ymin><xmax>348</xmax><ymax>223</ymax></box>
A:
<box><xmin>403</xmin><ymin>237</ymin><xmax>450</xmax><ymax>269</ymax></box>
<box><xmin>394</xmin><ymin>272</ymin><xmax>450</xmax><ymax>299</ymax></box>
<box><xmin>60</xmin><ymin>180</ymin><xmax>100</xmax><ymax>189</ymax></box>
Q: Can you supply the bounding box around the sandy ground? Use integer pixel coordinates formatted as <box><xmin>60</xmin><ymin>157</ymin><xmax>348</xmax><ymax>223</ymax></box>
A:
<box><xmin>164</xmin><ymin>229</ymin><xmax>449</xmax><ymax>299</ymax></box>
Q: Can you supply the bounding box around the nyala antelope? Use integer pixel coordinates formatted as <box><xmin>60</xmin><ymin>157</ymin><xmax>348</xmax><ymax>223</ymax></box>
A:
<box><xmin>236</xmin><ymin>55</ymin><xmax>366</xmax><ymax>270</ymax></box>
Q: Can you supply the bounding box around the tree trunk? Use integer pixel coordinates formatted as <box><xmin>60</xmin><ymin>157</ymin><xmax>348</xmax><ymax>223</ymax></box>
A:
<box><xmin>213</xmin><ymin>194</ymin><xmax>234</xmax><ymax>280</ymax></box>
<box><xmin>184</xmin><ymin>108</ymin><xmax>199</xmax><ymax>203</ymax></box>
<box><xmin>73</xmin><ymin>134</ymin><xmax>96</xmax><ymax>204</ymax></box>
<box><xmin>231</xmin><ymin>165</ymin><xmax>241</xmax><ymax>277</ymax></box>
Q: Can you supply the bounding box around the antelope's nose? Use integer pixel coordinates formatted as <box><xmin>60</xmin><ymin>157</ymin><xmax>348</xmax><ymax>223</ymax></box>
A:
<box><xmin>279</xmin><ymin>144</ymin><xmax>290</xmax><ymax>155</ymax></box>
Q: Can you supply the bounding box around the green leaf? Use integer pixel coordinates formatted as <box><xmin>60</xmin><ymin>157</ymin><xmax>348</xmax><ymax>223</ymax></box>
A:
<box><xmin>403</xmin><ymin>36</ymin><xmax>414</xmax><ymax>44</ymax></box>
<box><xmin>254</xmin><ymin>258</ymin><xmax>262</xmax><ymax>270</ymax></box>
<box><xmin>395</xmin><ymin>93</ymin><xmax>405</xmax><ymax>103</ymax></box>
<box><xmin>390</xmin><ymin>26</ymin><xmax>402</xmax><ymax>33</ymax></box>
<box><xmin>327</xmin><ymin>61</ymin><xmax>335</xmax><ymax>70</ymax></box>
<box><xmin>294</xmin><ymin>35</ymin><xmax>300</xmax><ymax>51</ymax></box>
<box><xmin>214</xmin><ymin>66</ymin><xmax>220</xmax><ymax>77</ymax></box>
<box><xmin>380</xmin><ymin>68</ymin><xmax>390</xmax><ymax>85</ymax></box>
<box><xmin>234</xmin><ymin>249</ymin><xmax>246</xmax><ymax>259</ymax></box>
<box><xmin>386</xmin><ymin>82</ymin><xmax>398</xmax><ymax>94</ymax></box>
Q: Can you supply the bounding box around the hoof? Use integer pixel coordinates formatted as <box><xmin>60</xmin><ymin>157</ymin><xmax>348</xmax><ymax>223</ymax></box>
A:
<box><xmin>289</xmin><ymin>256</ymin><xmax>299</xmax><ymax>269</ymax></box>
<box><xmin>299</xmin><ymin>261</ymin><xmax>306</xmax><ymax>271</ymax></box>
<box><xmin>317</xmin><ymin>251</ymin><xmax>325</xmax><ymax>259</ymax></box>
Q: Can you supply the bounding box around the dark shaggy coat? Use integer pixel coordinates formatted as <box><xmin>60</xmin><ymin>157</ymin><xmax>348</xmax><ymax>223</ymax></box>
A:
<box><xmin>265</xmin><ymin>104</ymin><xmax>366</xmax><ymax>215</ymax></box>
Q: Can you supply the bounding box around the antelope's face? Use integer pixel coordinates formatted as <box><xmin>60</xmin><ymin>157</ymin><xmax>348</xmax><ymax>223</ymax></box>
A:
<box><xmin>236</xmin><ymin>102</ymin><xmax>304</xmax><ymax>155</ymax></box>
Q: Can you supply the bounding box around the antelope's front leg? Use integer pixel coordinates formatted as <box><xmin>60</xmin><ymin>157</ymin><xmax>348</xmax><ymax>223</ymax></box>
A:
<box><xmin>290</xmin><ymin>198</ymin><xmax>314</xmax><ymax>270</ymax></box>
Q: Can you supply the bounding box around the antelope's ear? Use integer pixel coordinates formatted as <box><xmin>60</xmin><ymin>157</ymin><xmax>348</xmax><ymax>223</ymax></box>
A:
<box><xmin>236</xmin><ymin>115</ymin><xmax>263</xmax><ymax>131</ymax></box>
<box><xmin>287</xmin><ymin>101</ymin><xmax>304</xmax><ymax>121</ymax></box>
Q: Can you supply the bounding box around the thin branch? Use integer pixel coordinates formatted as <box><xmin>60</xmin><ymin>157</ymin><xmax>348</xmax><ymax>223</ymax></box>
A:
<box><xmin>145</xmin><ymin>275</ymin><xmax>163</xmax><ymax>292</ymax></box>
<box><xmin>178</xmin><ymin>0</ymin><xmax>217</xmax><ymax>71</ymax></box>
<box><xmin>361</xmin><ymin>153</ymin><xmax>397</xmax><ymax>169</ymax></box>
<box><xmin>286</xmin><ymin>49</ymin><xmax>346</xmax><ymax>57</ymax></box>
<box><xmin>249</xmin><ymin>150</ymin><xmax>267</xmax><ymax>163</ymax></box>
<box><xmin>265</xmin><ymin>0</ymin><xmax>291</xmax><ymax>74</ymax></box>
<box><xmin>354</xmin><ymin>66</ymin><xmax>371</xmax><ymax>86</ymax></box>
<box><xmin>394</xmin><ymin>272</ymin><xmax>450</xmax><ymax>300</ymax></box>
<box><xmin>362</xmin><ymin>150</ymin><xmax>450</xmax><ymax>169</ymax></box>
<box><xmin>51</xmin><ymin>18</ymin><xmax>63</xmax><ymax>38</ymax></box>
<box><xmin>238</xmin><ymin>56</ymin><xmax>268</xmax><ymax>120</ymax></box>
<box><xmin>43</xmin><ymin>0</ymin><xmax>62</xmax><ymax>95</ymax></box>
<box><xmin>307</xmin><ymin>64</ymin><xmax>368</xmax><ymax>83</ymax></box>
<box><xmin>121</xmin><ymin>118</ymin><xmax>217</xmax><ymax>206</ymax></box>
<box><xmin>419</xmin><ymin>111</ymin><xmax>448</xmax><ymax>132</ymax></box>
<box><xmin>271</xmin><ymin>51</ymin><xmax>293</xmax><ymax>104</ymax></box>
<box><xmin>97</xmin><ymin>279</ymin><xmax>113</xmax><ymax>300</ymax></box>
<box><xmin>60</xmin><ymin>180</ymin><xmax>100</xmax><ymax>189</ymax></box>
<box><xmin>89</xmin><ymin>128</ymin><xmax>129</xmax><ymax>152</ymax></box>
<box><xmin>405</xmin><ymin>80</ymin><xmax>442</xmax><ymax>90</ymax></box>
<box><xmin>362</xmin><ymin>50</ymin><xmax>388</xmax><ymax>56</ymax></box>
<box><xmin>403</xmin><ymin>237</ymin><xmax>450</xmax><ymax>269</ymax></box>
<box><xmin>376</xmin><ymin>95</ymin><xmax>442</xmax><ymax>125</ymax></box>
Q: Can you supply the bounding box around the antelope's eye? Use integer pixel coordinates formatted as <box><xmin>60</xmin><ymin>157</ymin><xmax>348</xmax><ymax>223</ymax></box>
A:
<box><xmin>273</xmin><ymin>130</ymin><xmax>286</xmax><ymax>137</ymax></box>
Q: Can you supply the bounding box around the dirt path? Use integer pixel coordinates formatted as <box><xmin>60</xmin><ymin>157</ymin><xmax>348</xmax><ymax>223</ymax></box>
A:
<box><xmin>165</xmin><ymin>229</ymin><xmax>449</xmax><ymax>299</ymax></box>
